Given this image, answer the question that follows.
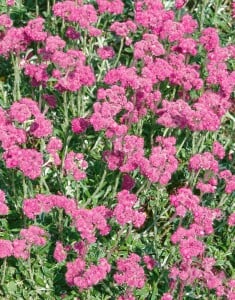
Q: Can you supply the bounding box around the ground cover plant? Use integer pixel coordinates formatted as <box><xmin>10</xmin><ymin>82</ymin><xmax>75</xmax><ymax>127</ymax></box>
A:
<box><xmin>0</xmin><ymin>0</ymin><xmax>235</xmax><ymax>299</ymax></box>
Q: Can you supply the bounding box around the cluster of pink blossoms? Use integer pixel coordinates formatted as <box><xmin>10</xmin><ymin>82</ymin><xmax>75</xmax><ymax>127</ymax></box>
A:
<box><xmin>66</xmin><ymin>257</ymin><xmax>111</xmax><ymax>290</ymax></box>
<box><xmin>97</xmin><ymin>46</ymin><xmax>115</xmax><ymax>60</ymax></box>
<box><xmin>0</xmin><ymin>225</ymin><xmax>47</xmax><ymax>260</ymax></box>
<box><xmin>188</xmin><ymin>144</ymin><xmax>235</xmax><ymax>195</ymax></box>
<box><xmin>71</xmin><ymin>117</ymin><xmax>90</xmax><ymax>134</ymax></box>
<box><xmin>114</xmin><ymin>190</ymin><xmax>146</xmax><ymax>228</ymax></box>
<box><xmin>0</xmin><ymin>98</ymin><xmax>53</xmax><ymax>179</ymax></box>
<box><xmin>0</xmin><ymin>0</ymin><xmax>234</xmax><ymax>298</ymax></box>
<box><xmin>64</xmin><ymin>151</ymin><xmax>88</xmax><ymax>181</ymax></box>
<box><xmin>25</xmin><ymin>36</ymin><xmax>96</xmax><ymax>91</ymax></box>
<box><xmin>46</xmin><ymin>137</ymin><xmax>63</xmax><ymax>166</ymax></box>
<box><xmin>0</xmin><ymin>189</ymin><xmax>9</xmax><ymax>215</ymax></box>
<box><xmin>103</xmin><ymin>135</ymin><xmax>178</xmax><ymax>185</ymax></box>
<box><xmin>23</xmin><ymin>194</ymin><xmax>112</xmax><ymax>244</ymax></box>
<box><xmin>167</xmin><ymin>185</ymin><xmax>235</xmax><ymax>298</ymax></box>
<box><xmin>114</xmin><ymin>254</ymin><xmax>146</xmax><ymax>288</ymax></box>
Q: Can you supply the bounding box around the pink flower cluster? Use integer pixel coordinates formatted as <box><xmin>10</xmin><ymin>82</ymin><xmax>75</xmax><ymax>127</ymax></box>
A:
<box><xmin>3</xmin><ymin>146</ymin><xmax>43</xmax><ymax>179</ymax></box>
<box><xmin>26</xmin><ymin>42</ymin><xmax>95</xmax><ymax>91</ymax></box>
<box><xmin>212</xmin><ymin>141</ymin><xmax>225</xmax><ymax>160</ymax></box>
<box><xmin>140</xmin><ymin>136</ymin><xmax>178</xmax><ymax>184</ymax></box>
<box><xmin>0</xmin><ymin>17</ymin><xmax>48</xmax><ymax>56</ymax></box>
<box><xmin>114</xmin><ymin>253</ymin><xmax>146</xmax><ymax>288</ymax></box>
<box><xmin>114</xmin><ymin>190</ymin><xmax>146</xmax><ymax>228</ymax></box>
<box><xmin>0</xmin><ymin>225</ymin><xmax>47</xmax><ymax>260</ymax></box>
<box><xmin>97</xmin><ymin>46</ymin><xmax>115</xmax><ymax>60</ymax></box>
<box><xmin>53</xmin><ymin>241</ymin><xmax>67</xmax><ymax>262</ymax></box>
<box><xmin>110</xmin><ymin>20</ymin><xmax>137</xmax><ymax>44</ymax></box>
<box><xmin>220</xmin><ymin>170</ymin><xmax>235</xmax><ymax>194</ymax></box>
<box><xmin>167</xmin><ymin>186</ymin><xmax>233</xmax><ymax>297</ymax></box>
<box><xmin>196</xmin><ymin>176</ymin><xmax>218</xmax><ymax>194</ymax></box>
<box><xmin>169</xmin><ymin>256</ymin><xmax>227</xmax><ymax>297</ymax></box>
<box><xmin>71</xmin><ymin>117</ymin><xmax>90</xmax><ymax>134</ymax></box>
<box><xmin>65</xmin><ymin>257</ymin><xmax>111</xmax><ymax>290</ymax></box>
<box><xmin>23</xmin><ymin>194</ymin><xmax>112</xmax><ymax>244</ymax></box>
<box><xmin>157</xmin><ymin>91</ymin><xmax>230</xmax><ymax>131</ymax></box>
<box><xmin>189</xmin><ymin>152</ymin><xmax>219</xmax><ymax>173</ymax></box>
<box><xmin>170</xmin><ymin>188</ymin><xmax>221</xmax><ymax>234</ymax></box>
<box><xmin>53</xmin><ymin>1</ymin><xmax>98</xmax><ymax>30</ymax></box>
<box><xmin>20</xmin><ymin>225</ymin><xmax>47</xmax><ymax>246</ymax></box>
<box><xmin>96</xmin><ymin>0</ymin><xmax>124</xmax><ymax>15</ymax></box>
<box><xmin>0</xmin><ymin>14</ymin><xmax>13</xmax><ymax>29</ymax></box>
<box><xmin>46</xmin><ymin>137</ymin><xmax>63</xmax><ymax>166</ymax></box>
<box><xmin>64</xmin><ymin>151</ymin><xmax>88</xmax><ymax>181</ymax></box>
<box><xmin>0</xmin><ymin>189</ymin><xmax>9</xmax><ymax>215</ymax></box>
<box><xmin>134</xmin><ymin>33</ymin><xmax>165</xmax><ymax>59</ymax></box>
<box><xmin>0</xmin><ymin>98</ymin><xmax>53</xmax><ymax>179</ymax></box>
<box><xmin>104</xmin><ymin>135</ymin><xmax>178</xmax><ymax>185</ymax></box>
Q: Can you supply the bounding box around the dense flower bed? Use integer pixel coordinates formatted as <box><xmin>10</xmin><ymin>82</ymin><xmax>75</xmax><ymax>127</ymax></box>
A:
<box><xmin>0</xmin><ymin>0</ymin><xmax>234</xmax><ymax>299</ymax></box>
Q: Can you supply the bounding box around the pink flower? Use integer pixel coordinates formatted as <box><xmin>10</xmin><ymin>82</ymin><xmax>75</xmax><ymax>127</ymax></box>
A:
<box><xmin>12</xmin><ymin>239</ymin><xmax>29</xmax><ymax>260</ymax></box>
<box><xmin>43</xmin><ymin>94</ymin><xmax>57</xmax><ymax>108</ymax></box>
<box><xmin>9</xmin><ymin>102</ymin><xmax>32</xmax><ymax>123</ymax></box>
<box><xmin>161</xmin><ymin>293</ymin><xmax>173</xmax><ymax>300</ymax></box>
<box><xmin>20</xmin><ymin>225</ymin><xmax>47</xmax><ymax>246</ymax></box>
<box><xmin>175</xmin><ymin>0</ymin><xmax>187</xmax><ymax>9</ymax></box>
<box><xmin>0</xmin><ymin>240</ymin><xmax>13</xmax><ymax>258</ymax></box>
<box><xmin>110</xmin><ymin>20</ymin><xmax>137</xmax><ymax>37</ymax></box>
<box><xmin>47</xmin><ymin>137</ymin><xmax>63</xmax><ymax>153</ymax></box>
<box><xmin>121</xmin><ymin>174</ymin><xmax>135</xmax><ymax>190</ymax></box>
<box><xmin>200</xmin><ymin>28</ymin><xmax>219</xmax><ymax>52</ymax></box>
<box><xmin>114</xmin><ymin>253</ymin><xmax>146</xmax><ymax>288</ymax></box>
<box><xmin>29</xmin><ymin>115</ymin><xmax>52</xmax><ymax>138</ymax></box>
<box><xmin>97</xmin><ymin>46</ymin><xmax>115</xmax><ymax>60</ymax></box>
<box><xmin>0</xmin><ymin>14</ymin><xmax>13</xmax><ymax>28</ymax></box>
<box><xmin>53</xmin><ymin>241</ymin><xmax>67</xmax><ymax>262</ymax></box>
<box><xmin>0</xmin><ymin>190</ymin><xmax>8</xmax><ymax>215</ymax></box>
<box><xmin>71</xmin><ymin>118</ymin><xmax>90</xmax><ymax>134</ymax></box>
<box><xmin>18</xmin><ymin>148</ymin><xmax>44</xmax><ymax>179</ymax></box>
<box><xmin>212</xmin><ymin>141</ymin><xmax>225</xmax><ymax>159</ymax></box>
<box><xmin>24</xmin><ymin>17</ymin><xmax>47</xmax><ymax>42</ymax></box>
<box><xmin>64</xmin><ymin>151</ymin><xmax>88</xmax><ymax>181</ymax></box>
<box><xmin>189</xmin><ymin>152</ymin><xmax>219</xmax><ymax>173</ymax></box>
<box><xmin>143</xmin><ymin>255</ymin><xmax>157</xmax><ymax>270</ymax></box>
<box><xmin>179</xmin><ymin>237</ymin><xmax>205</xmax><ymax>260</ymax></box>
<box><xmin>114</xmin><ymin>190</ymin><xmax>146</xmax><ymax>228</ymax></box>
<box><xmin>65</xmin><ymin>257</ymin><xmax>111</xmax><ymax>289</ymax></box>
<box><xmin>66</xmin><ymin>26</ymin><xmax>80</xmax><ymax>40</ymax></box>
<box><xmin>6</xmin><ymin>0</ymin><xmax>15</xmax><ymax>6</ymax></box>
<box><xmin>96</xmin><ymin>0</ymin><xmax>124</xmax><ymax>14</ymax></box>
<box><xmin>228</xmin><ymin>213</ymin><xmax>235</xmax><ymax>226</ymax></box>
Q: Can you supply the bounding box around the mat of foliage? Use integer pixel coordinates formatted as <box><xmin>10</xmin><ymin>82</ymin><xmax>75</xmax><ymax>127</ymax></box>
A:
<box><xmin>0</xmin><ymin>0</ymin><xmax>235</xmax><ymax>299</ymax></box>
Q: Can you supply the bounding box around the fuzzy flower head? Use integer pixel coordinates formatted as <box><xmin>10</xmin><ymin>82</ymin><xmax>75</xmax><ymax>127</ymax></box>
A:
<box><xmin>53</xmin><ymin>241</ymin><xmax>67</xmax><ymax>262</ymax></box>
<box><xmin>20</xmin><ymin>225</ymin><xmax>47</xmax><ymax>246</ymax></box>
<box><xmin>0</xmin><ymin>240</ymin><xmax>13</xmax><ymax>258</ymax></box>
<box><xmin>64</xmin><ymin>151</ymin><xmax>88</xmax><ymax>181</ymax></box>
<box><xmin>97</xmin><ymin>46</ymin><xmax>115</xmax><ymax>60</ymax></box>
<box><xmin>114</xmin><ymin>253</ymin><xmax>146</xmax><ymax>288</ymax></box>
<box><xmin>71</xmin><ymin>117</ymin><xmax>90</xmax><ymax>134</ymax></box>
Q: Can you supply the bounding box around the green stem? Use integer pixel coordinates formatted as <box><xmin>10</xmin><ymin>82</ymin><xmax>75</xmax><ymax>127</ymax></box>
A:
<box><xmin>107</xmin><ymin>226</ymin><xmax>126</xmax><ymax>260</ymax></box>
<box><xmin>36</xmin><ymin>0</ymin><xmax>39</xmax><ymax>16</ymax></box>
<box><xmin>114</xmin><ymin>38</ymin><xmax>124</xmax><ymax>68</ymax></box>
<box><xmin>200</xmin><ymin>0</ymin><xmax>209</xmax><ymax>31</ymax></box>
<box><xmin>12</xmin><ymin>54</ymin><xmax>21</xmax><ymax>101</ymax></box>
<box><xmin>85</xmin><ymin>169</ymin><xmax>108</xmax><ymax>206</ymax></box>
<box><xmin>92</xmin><ymin>169</ymin><xmax>107</xmax><ymax>197</ymax></box>
<box><xmin>1</xmin><ymin>258</ymin><xmax>7</xmax><ymax>286</ymax></box>
<box><xmin>60</xmin><ymin>135</ymin><xmax>72</xmax><ymax>180</ymax></box>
